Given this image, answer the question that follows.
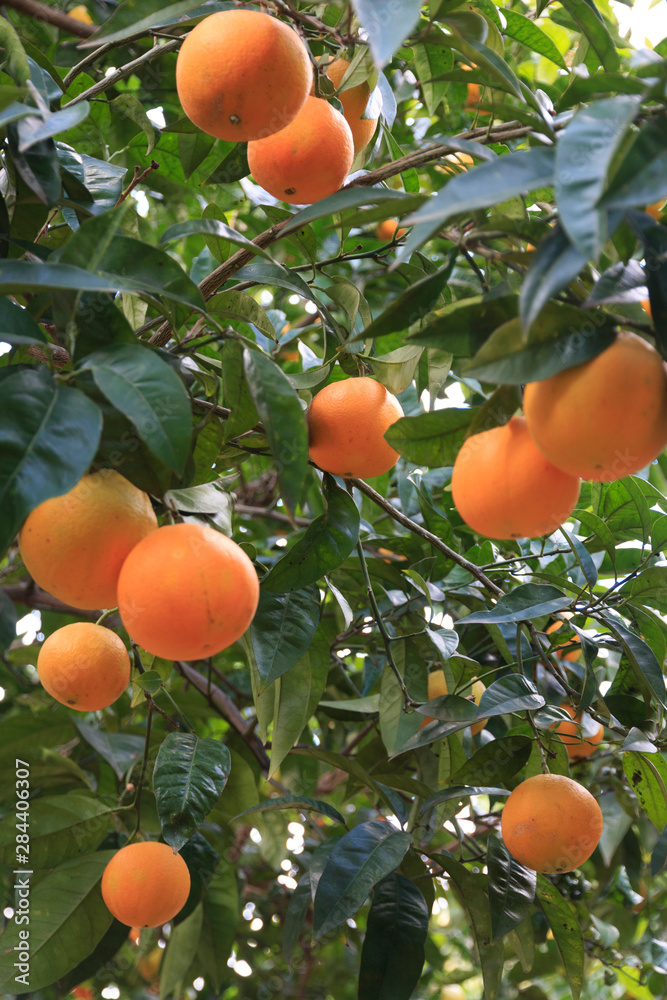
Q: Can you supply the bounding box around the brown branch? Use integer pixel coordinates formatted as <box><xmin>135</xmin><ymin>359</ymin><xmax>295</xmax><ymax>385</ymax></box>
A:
<box><xmin>174</xmin><ymin>659</ymin><xmax>270</xmax><ymax>772</ymax></box>
<box><xmin>350</xmin><ymin>478</ymin><xmax>504</xmax><ymax>598</ymax></box>
<box><xmin>62</xmin><ymin>38</ymin><xmax>181</xmax><ymax>107</ymax></box>
<box><xmin>115</xmin><ymin>160</ymin><xmax>159</xmax><ymax>207</ymax></box>
<box><xmin>2</xmin><ymin>581</ymin><xmax>121</xmax><ymax>624</ymax></box>
<box><xmin>2</xmin><ymin>0</ymin><xmax>96</xmax><ymax>37</ymax></box>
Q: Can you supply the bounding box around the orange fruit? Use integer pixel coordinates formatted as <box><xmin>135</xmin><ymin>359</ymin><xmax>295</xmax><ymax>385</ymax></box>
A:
<box><xmin>421</xmin><ymin>669</ymin><xmax>487</xmax><ymax>733</ymax></box>
<box><xmin>641</xmin><ymin>299</ymin><xmax>652</xmax><ymax>320</ymax></box>
<box><xmin>523</xmin><ymin>331</ymin><xmax>667</xmax><ymax>482</ymax></box>
<box><xmin>318</xmin><ymin>58</ymin><xmax>378</xmax><ymax>153</ymax></box>
<box><xmin>117</xmin><ymin>522</ymin><xmax>259</xmax><ymax>660</ymax></box>
<box><xmin>545</xmin><ymin>619</ymin><xmax>580</xmax><ymax>662</ymax></box>
<box><xmin>307</xmin><ymin>376</ymin><xmax>403</xmax><ymax>478</ymax></box>
<box><xmin>37</xmin><ymin>623</ymin><xmax>130</xmax><ymax>711</ymax></box>
<box><xmin>137</xmin><ymin>945</ymin><xmax>163</xmax><ymax>982</ymax></box>
<box><xmin>501</xmin><ymin>773</ymin><xmax>603</xmax><ymax>873</ymax></box>
<box><xmin>176</xmin><ymin>10</ymin><xmax>311</xmax><ymax>142</ymax></box>
<box><xmin>647</xmin><ymin>200</ymin><xmax>665</xmax><ymax>220</ymax></box>
<box><xmin>551</xmin><ymin>702</ymin><xmax>603</xmax><ymax>761</ymax></box>
<box><xmin>451</xmin><ymin>415</ymin><xmax>581</xmax><ymax>539</ymax></box>
<box><xmin>101</xmin><ymin>841</ymin><xmax>191</xmax><ymax>928</ymax></box>
<box><xmin>247</xmin><ymin>96</ymin><xmax>354</xmax><ymax>204</ymax></box>
<box><xmin>440</xmin><ymin>987</ymin><xmax>465</xmax><ymax>1000</ymax></box>
<box><xmin>69</xmin><ymin>4</ymin><xmax>93</xmax><ymax>23</ymax></box>
<box><xmin>19</xmin><ymin>470</ymin><xmax>157</xmax><ymax>610</ymax></box>
<box><xmin>376</xmin><ymin>218</ymin><xmax>406</xmax><ymax>241</ymax></box>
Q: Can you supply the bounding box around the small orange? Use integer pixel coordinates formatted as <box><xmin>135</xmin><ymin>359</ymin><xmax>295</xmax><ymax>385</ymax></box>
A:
<box><xmin>317</xmin><ymin>58</ymin><xmax>378</xmax><ymax>153</ymax></box>
<box><xmin>247</xmin><ymin>96</ymin><xmax>354</xmax><ymax>204</ymax></box>
<box><xmin>117</xmin><ymin>522</ymin><xmax>259</xmax><ymax>661</ymax></box>
<box><xmin>307</xmin><ymin>376</ymin><xmax>403</xmax><ymax>479</ymax></box>
<box><xmin>176</xmin><ymin>10</ymin><xmax>311</xmax><ymax>142</ymax></box>
<box><xmin>19</xmin><ymin>469</ymin><xmax>157</xmax><ymax>610</ymax></box>
<box><xmin>101</xmin><ymin>841</ymin><xmax>191</xmax><ymax>928</ymax></box>
<box><xmin>69</xmin><ymin>4</ymin><xmax>93</xmax><ymax>23</ymax></box>
<box><xmin>524</xmin><ymin>331</ymin><xmax>667</xmax><ymax>482</ymax></box>
<box><xmin>451</xmin><ymin>416</ymin><xmax>581</xmax><ymax>539</ymax></box>
<box><xmin>501</xmin><ymin>773</ymin><xmax>603</xmax><ymax>873</ymax></box>
<box><xmin>375</xmin><ymin>218</ymin><xmax>406</xmax><ymax>241</ymax></box>
<box><xmin>646</xmin><ymin>200</ymin><xmax>665</xmax><ymax>220</ymax></box>
<box><xmin>37</xmin><ymin>623</ymin><xmax>130</xmax><ymax>711</ymax></box>
<box><xmin>551</xmin><ymin>703</ymin><xmax>603</xmax><ymax>761</ymax></box>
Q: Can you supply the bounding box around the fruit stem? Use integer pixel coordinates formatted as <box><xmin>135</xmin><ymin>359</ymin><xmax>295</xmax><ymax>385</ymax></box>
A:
<box><xmin>95</xmin><ymin>606</ymin><xmax>118</xmax><ymax>627</ymax></box>
<box><xmin>131</xmin><ymin>701</ymin><xmax>153</xmax><ymax>838</ymax></box>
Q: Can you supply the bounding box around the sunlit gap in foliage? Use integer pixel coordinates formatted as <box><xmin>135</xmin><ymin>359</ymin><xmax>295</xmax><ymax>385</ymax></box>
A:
<box><xmin>610</xmin><ymin>0</ymin><xmax>667</xmax><ymax>45</ymax></box>
<box><xmin>420</xmin><ymin>381</ymin><xmax>466</xmax><ymax>411</ymax></box>
<box><xmin>16</xmin><ymin>609</ymin><xmax>42</xmax><ymax>645</ymax></box>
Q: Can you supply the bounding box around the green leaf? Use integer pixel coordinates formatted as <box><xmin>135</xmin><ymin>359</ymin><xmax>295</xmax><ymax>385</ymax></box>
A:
<box><xmin>80</xmin><ymin>343</ymin><xmax>192</xmax><ymax>475</ymax></box>
<box><xmin>502</xmin><ymin>9</ymin><xmax>567</xmax><ymax>68</ymax></box>
<box><xmin>153</xmin><ymin>732</ymin><xmax>232</xmax><ymax>851</ymax></box>
<box><xmin>535</xmin><ymin>874</ymin><xmax>584</xmax><ymax>1000</ymax></box>
<box><xmin>450</xmin><ymin>735</ymin><xmax>533</xmax><ymax>785</ymax></box>
<box><xmin>353</xmin><ymin>266</ymin><xmax>450</xmax><ymax>342</ymax></box>
<box><xmin>313</xmin><ymin>820</ymin><xmax>412</xmax><ymax>938</ymax></box>
<box><xmin>231</xmin><ymin>794</ymin><xmax>346</xmax><ymax>827</ymax></box>
<box><xmin>350</xmin><ymin>0</ymin><xmax>422</xmax><ymax>67</ymax></box>
<box><xmin>197</xmin><ymin>858</ymin><xmax>238</xmax><ymax>988</ymax></box>
<box><xmin>243</xmin><ymin>347</ymin><xmax>308</xmax><ymax>514</ymax></box>
<box><xmin>0</xmin><ymin>367</ymin><xmax>102</xmax><ymax>554</ymax></box>
<box><xmin>520</xmin><ymin>224</ymin><xmax>588</xmax><ymax>332</ymax></box>
<box><xmin>555</xmin><ymin>96</ymin><xmax>640</xmax><ymax>259</ymax></box>
<box><xmin>623</xmin><ymin>751</ymin><xmax>667</xmax><ymax>830</ymax></box>
<box><xmin>476</xmin><ymin>675</ymin><xmax>545</xmax><ymax>721</ymax></box>
<box><xmin>250</xmin><ymin>585</ymin><xmax>321</xmax><ymax>689</ymax></box>
<box><xmin>284</xmin><ymin>874</ymin><xmax>312</xmax><ymax>967</ymax></box>
<box><xmin>559</xmin><ymin>0</ymin><xmax>620</xmax><ymax>72</ymax></box>
<box><xmin>209</xmin><ymin>290</ymin><xmax>276</xmax><ymax>341</ymax></box>
<box><xmin>110</xmin><ymin>93</ymin><xmax>160</xmax><ymax>154</ymax></box>
<box><xmin>382</xmin><ymin>125</ymin><xmax>420</xmax><ymax>193</ymax></box>
<box><xmin>80</xmin><ymin>0</ymin><xmax>219</xmax><ymax>46</ymax></box>
<box><xmin>235</xmin><ymin>262</ymin><xmax>337</xmax><ymax>334</ymax></box>
<box><xmin>161</xmin><ymin>219</ymin><xmax>276</xmax><ymax>262</ymax></box>
<box><xmin>409</xmin><ymin>293</ymin><xmax>518</xmax><ymax>355</ymax></box>
<box><xmin>465</xmin><ymin>303</ymin><xmax>617</xmax><ymax>384</ymax></box>
<box><xmin>597</xmin><ymin>613</ymin><xmax>667</xmax><ymax>709</ymax></box>
<box><xmin>283</xmin><ymin>188</ymin><xmax>419</xmax><ymax>235</ymax></box>
<box><xmin>358</xmin><ymin>873</ymin><xmax>429</xmax><ymax>1000</ymax></box>
<box><xmin>8</xmin><ymin>120</ymin><xmax>61</xmax><ymax>206</ymax></box>
<box><xmin>17</xmin><ymin>103</ymin><xmax>90</xmax><ymax>151</ymax></box>
<box><xmin>620</xmin><ymin>567</ymin><xmax>667</xmax><ymax>615</ymax></box>
<box><xmin>160</xmin><ymin>904</ymin><xmax>203</xmax><ymax>1000</ymax></box>
<box><xmin>74</xmin><ymin>721</ymin><xmax>145</xmax><ymax>780</ymax></box>
<box><xmin>458</xmin><ymin>584</ymin><xmax>571</xmax><ymax>624</ymax></box>
<box><xmin>0</xmin><ymin>851</ymin><xmax>115</xmax><ymax>993</ymax></box>
<box><xmin>412</xmin><ymin>42</ymin><xmax>453</xmax><ymax>116</ymax></box>
<box><xmin>419</xmin><ymin>785</ymin><xmax>510</xmax><ymax>815</ymax></box>
<box><xmin>487</xmin><ymin>834</ymin><xmax>536</xmax><ymax>940</ymax></box>
<box><xmin>601</xmin><ymin>120</ymin><xmax>667</xmax><ymax>214</ymax></box>
<box><xmin>202</xmin><ymin>140</ymin><xmax>249</xmax><ymax>185</ymax></box>
<box><xmin>0</xmin><ymin>793</ymin><xmax>114</xmax><ymax>868</ymax></box>
<box><xmin>262</xmin><ymin>474</ymin><xmax>360</xmax><ymax>593</ymax></box>
<box><xmin>385</xmin><ymin>407</ymin><xmax>475</xmax><ymax>466</ymax></box>
<box><xmin>0</xmin><ymin>589</ymin><xmax>17</xmax><ymax>653</ymax></box>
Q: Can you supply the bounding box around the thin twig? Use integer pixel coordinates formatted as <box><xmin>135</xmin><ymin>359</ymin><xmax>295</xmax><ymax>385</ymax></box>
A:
<box><xmin>61</xmin><ymin>38</ymin><xmax>181</xmax><ymax>107</ymax></box>
<box><xmin>2</xmin><ymin>0</ymin><xmax>96</xmax><ymax>37</ymax></box>
<box><xmin>115</xmin><ymin>160</ymin><xmax>159</xmax><ymax>206</ymax></box>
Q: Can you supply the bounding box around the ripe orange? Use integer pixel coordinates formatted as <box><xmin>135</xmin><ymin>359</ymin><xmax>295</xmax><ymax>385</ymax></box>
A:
<box><xmin>641</xmin><ymin>299</ymin><xmax>652</xmax><ymax>320</ymax></box>
<box><xmin>421</xmin><ymin>669</ymin><xmax>487</xmax><ymax>733</ymax></box>
<box><xmin>101</xmin><ymin>841</ymin><xmax>191</xmax><ymax>928</ymax></box>
<box><xmin>318</xmin><ymin>58</ymin><xmax>378</xmax><ymax>153</ymax></box>
<box><xmin>307</xmin><ymin>376</ymin><xmax>403</xmax><ymax>479</ymax></box>
<box><xmin>551</xmin><ymin>702</ymin><xmax>603</xmax><ymax>761</ymax></box>
<box><xmin>375</xmin><ymin>218</ymin><xmax>406</xmax><ymax>241</ymax></box>
<box><xmin>647</xmin><ymin>200</ymin><xmax>665</xmax><ymax>220</ymax></box>
<box><xmin>19</xmin><ymin>470</ymin><xmax>157</xmax><ymax>610</ymax></box>
<box><xmin>69</xmin><ymin>4</ymin><xmax>93</xmax><ymax>23</ymax></box>
<box><xmin>545</xmin><ymin>619</ymin><xmax>580</xmax><ymax>662</ymax></box>
<box><xmin>37</xmin><ymin>623</ymin><xmax>130</xmax><ymax>711</ymax></box>
<box><xmin>176</xmin><ymin>10</ymin><xmax>311</xmax><ymax>142</ymax></box>
<box><xmin>451</xmin><ymin>416</ymin><xmax>581</xmax><ymax>539</ymax></box>
<box><xmin>501</xmin><ymin>773</ymin><xmax>603</xmax><ymax>873</ymax></box>
<box><xmin>247</xmin><ymin>96</ymin><xmax>354</xmax><ymax>204</ymax></box>
<box><xmin>117</xmin><ymin>522</ymin><xmax>259</xmax><ymax>661</ymax></box>
<box><xmin>524</xmin><ymin>332</ymin><xmax>667</xmax><ymax>482</ymax></box>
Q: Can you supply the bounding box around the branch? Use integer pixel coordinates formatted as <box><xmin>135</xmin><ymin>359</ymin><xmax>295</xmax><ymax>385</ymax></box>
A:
<box><xmin>2</xmin><ymin>0</ymin><xmax>96</xmax><ymax>38</ymax></box>
<box><xmin>174</xmin><ymin>659</ymin><xmax>270</xmax><ymax>772</ymax></box>
<box><xmin>350</xmin><ymin>478</ymin><xmax>504</xmax><ymax>598</ymax></box>
<box><xmin>2</xmin><ymin>580</ymin><xmax>122</xmax><ymax>624</ymax></box>
<box><xmin>115</xmin><ymin>160</ymin><xmax>159</xmax><ymax>206</ymax></box>
<box><xmin>62</xmin><ymin>38</ymin><xmax>181</xmax><ymax>107</ymax></box>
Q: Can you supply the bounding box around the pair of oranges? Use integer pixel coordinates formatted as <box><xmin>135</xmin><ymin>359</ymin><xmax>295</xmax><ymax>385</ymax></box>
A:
<box><xmin>176</xmin><ymin>10</ymin><xmax>378</xmax><ymax>204</ymax></box>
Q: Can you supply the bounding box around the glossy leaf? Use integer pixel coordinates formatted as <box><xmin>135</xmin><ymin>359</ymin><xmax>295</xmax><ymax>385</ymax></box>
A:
<box><xmin>358</xmin><ymin>874</ymin><xmax>429</xmax><ymax>1000</ymax></box>
<box><xmin>0</xmin><ymin>367</ymin><xmax>102</xmax><ymax>555</ymax></box>
<box><xmin>475</xmin><ymin>675</ymin><xmax>545</xmax><ymax>721</ymax></box>
<box><xmin>597</xmin><ymin>613</ymin><xmax>667</xmax><ymax>709</ymax></box>
<box><xmin>622</xmin><ymin>751</ymin><xmax>667</xmax><ymax>830</ymax></box>
<box><xmin>250</xmin><ymin>585</ymin><xmax>321</xmax><ymax>689</ymax></box>
<box><xmin>313</xmin><ymin>820</ymin><xmax>412</xmax><ymax>938</ymax></box>
<box><xmin>502</xmin><ymin>9</ymin><xmax>567</xmax><ymax>68</ymax></box>
<box><xmin>385</xmin><ymin>407</ymin><xmax>476</xmax><ymax>466</ymax></box>
<box><xmin>520</xmin><ymin>224</ymin><xmax>588</xmax><ymax>332</ymax></box>
<box><xmin>559</xmin><ymin>0</ymin><xmax>620</xmax><ymax>72</ymax></box>
<box><xmin>161</xmin><ymin>218</ymin><xmax>276</xmax><ymax>261</ymax></box>
<box><xmin>458</xmin><ymin>584</ymin><xmax>571</xmax><ymax>624</ymax></box>
<box><xmin>487</xmin><ymin>834</ymin><xmax>536</xmax><ymax>940</ymax></box>
<box><xmin>153</xmin><ymin>732</ymin><xmax>232</xmax><ymax>851</ymax></box>
<box><xmin>262</xmin><ymin>474</ymin><xmax>360</xmax><ymax>592</ymax></box>
<box><xmin>358</xmin><ymin>266</ymin><xmax>451</xmax><ymax>342</ymax></box>
<box><xmin>535</xmin><ymin>874</ymin><xmax>584</xmax><ymax>1000</ymax></box>
<box><xmin>419</xmin><ymin>785</ymin><xmax>510</xmax><ymax>815</ymax></box>
<box><xmin>0</xmin><ymin>793</ymin><xmax>113</xmax><ymax>868</ymax></box>
<box><xmin>283</xmin><ymin>874</ymin><xmax>312</xmax><ymax>967</ymax></box>
<box><xmin>232</xmin><ymin>794</ymin><xmax>346</xmax><ymax>827</ymax></box>
<box><xmin>450</xmin><ymin>735</ymin><xmax>533</xmax><ymax>785</ymax></box>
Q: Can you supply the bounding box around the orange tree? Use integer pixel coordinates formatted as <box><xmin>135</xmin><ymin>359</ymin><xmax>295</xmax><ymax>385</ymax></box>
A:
<box><xmin>0</xmin><ymin>2</ymin><xmax>667</xmax><ymax>999</ymax></box>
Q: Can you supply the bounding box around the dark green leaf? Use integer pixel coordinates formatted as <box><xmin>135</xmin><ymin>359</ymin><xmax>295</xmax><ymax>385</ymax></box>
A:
<box><xmin>232</xmin><ymin>794</ymin><xmax>345</xmax><ymax>826</ymax></box>
<box><xmin>203</xmin><ymin>140</ymin><xmax>249</xmax><ymax>185</ymax></box>
<box><xmin>0</xmin><ymin>296</ymin><xmax>47</xmax><ymax>345</ymax></box>
<box><xmin>80</xmin><ymin>343</ymin><xmax>192</xmax><ymax>475</ymax></box>
<box><xmin>110</xmin><ymin>93</ymin><xmax>160</xmax><ymax>154</ymax></box>
<box><xmin>602</xmin><ymin>120</ymin><xmax>667</xmax><ymax>213</ymax></box>
<box><xmin>283</xmin><ymin>874</ymin><xmax>312</xmax><ymax>967</ymax></box>
<box><xmin>0</xmin><ymin>793</ymin><xmax>113</xmax><ymax>868</ymax></box>
<box><xmin>313</xmin><ymin>820</ymin><xmax>412</xmax><ymax>938</ymax></box>
<box><xmin>161</xmin><ymin>219</ymin><xmax>276</xmax><ymax>261</ymax></box>
<box><xmin>520</xmin><ymin>224</ymin><xmax>588</xmax><ymax>332</ymax></box>
<box><xmin>243</xmin><ymin>347</ymin><xmax>308</xmax><ymax>514</ymax></box>
<box><xmin>79</xmin><ymin>0</ymin><xmax>221</xmax><ymax>46</ymax></box>
<box><xmin>385</xmin><ymin>407</ymin><xmax>475</xmax><ymax>466</ymax></box>
<box><xmin>458</xmin><ymin>584</ymin><xmax>571</xmax><ymax>624</ymax></box>
<box><xmin>476</xmin><ymin>675</ymin><xmax>545</xmax><ymax>720</ymax></box>
<box><xmin>17</xmin><ymin>103</ymin><xmax>90</xmax><ymax>150</ymax></box>
<box><xmin>0</xmin><ymin>589</ymin><xmax>17</xmax><ymax>653</ymax></box>
<box><xmin>597</xmin><ymin>613</ymin><xmax>667</xmax><ymax>709</ymax></box>
<box><xmin>419</xmin><ymin>784</ymin><xmax>510</xmax><ymax>815</ymax></box>
<box><xmin>250</xmin><ymin>585</ymin><xmax>321</xmax><ymax>689</ymax></box>
<box><xmin>74</xmin><ymin>720</ymin><xmax>145</xmax><ymax>780</ymax></box>
<box><xmin>262</xmin><ymin>474</ymin><xmax>360</xmax><ymax>592</ymax></box>
<box><xmin>559</xmin><ymin>0</ymin><xmax>620</xmax><ymax>72</ymax></box>
<box><xmin>358</xmin><ymin>874</ymin><xmax>429</xmax><ymax>1000</ymax></box>
<box><xmin>353</xmin><ymin>266</ymin><xmax>450</xmax><ymax>342</ymax></box>
<box><xmin>487</xmin><ymin>833</ymin><xmax>536</xmax><ymax>940</ymax></box>
<box><xmin>620</xmin><ymin>567</ymin><xmax>667</xmax><ymax>615</ymax></box>
<box><xmin>153</xmin><ymin>732</ymin><xmax>232</xmax><ymax>851</ymax></box>
<box><xmin>409</xmin><ymin>293</ymin><xmax>518</xmax><ymax>355</ymax></box>
<box><xmin>0</xmin><ymin>367</ymin><xmax>102</xmax><ymax>554</ymax></box>
<box><xmin>450</xmin><ymin>735</ymin><xmax>533</xmax><ymax>785</ymax></box>
<box><xmin>622</xmin><ymin>751</ymin><xmax>667</xmax><ymax>830</ymax></box>
<box><xmin>535</xmin><ymin>874</ymin><xmax>584</xmax><ymax>1000</ymax></box>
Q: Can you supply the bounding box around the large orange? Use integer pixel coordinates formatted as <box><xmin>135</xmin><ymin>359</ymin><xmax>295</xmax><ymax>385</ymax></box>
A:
<box><xmin>501</xmin><ymin>773</ymin><xmax>603</xmax><ymax>873</ymax></box>
<box><xmin>524</xmin><ymin>332</ymin><xmax>667</xmax><ymax>482</ymax></box>
<box><xmin>247</xmin><ymin>96</ymin><xmax>354</xmax><ymax>205</ymax></box>
<box><xmin>318</xmin><ymin>58</ymin><xmax>378</xmax><ymax>154</ymax></box>
<box><xmin>307</xmin><ymin>376</ymin><xmax>403</xmax><ymax>479</ymax></box>
<box><xmin>117</xmin><ymin>522</ymin><xmax>259</xmax><ymax>661</ymax></box>
<box><xmin>551</xmin><ymin>702</ymin><xmax>603</xmax><ymax>761</ymax></box>
<box><xmin>451</xmin><ymin>416</ymin><xmax>581</xmax><ymax>539</ymax></box>
<box><xmin>176</xmin><ymin>10</ymin><xmax>311</xmax><ymax>142</ymax></box>
<box><xmin>101</xmin><ymin>842</ymin><xmax>191</xmax><ymax>928</ymax></box>
<box><xmin>19</xmin><ymin>470</ymin><xmax>157</xmax><ymax>610</ymax></box>
<box><xmin>37</xmin><ymin>623</ymin><xmax>130</xmax><ymax>711</ymax></box>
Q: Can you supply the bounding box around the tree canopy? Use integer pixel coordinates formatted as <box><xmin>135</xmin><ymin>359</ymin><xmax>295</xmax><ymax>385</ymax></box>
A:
<box><xmin>1</xmin><ymin>1</ymin><xmax>667</xmax><ymax>999</ymax></box>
